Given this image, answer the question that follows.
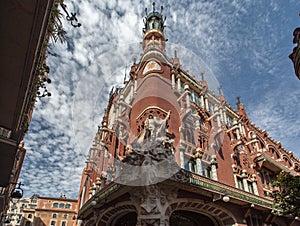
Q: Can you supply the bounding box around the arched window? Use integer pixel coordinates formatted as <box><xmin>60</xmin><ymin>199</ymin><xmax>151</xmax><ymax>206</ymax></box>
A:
<box><xmin>28</xmin><ymin>214</ymin><xmax>32</xmax><ymax>219</ymax></box>
<box><xmin>283</xmin><ymin>156</ymin><xmax>292</xmax><ymax>167</ymax></box>
<box><xmin>52</xmin><ymin>203</ymin><xmax>58</xmax><ymax>208</ymax></box>
<box><xmin>65</xmin><ymin>204</ymin><xmax>71</xmax><ymax>209</ymax></box>
<box><xmin>59</xmin><ymin>203</ymin><xmax>65</xmax><ymax>208</ymax></box>
<box><xmin>294</xmin><ymin>163</ymin><xmax>300</xmax><ymax>172</ymax></box>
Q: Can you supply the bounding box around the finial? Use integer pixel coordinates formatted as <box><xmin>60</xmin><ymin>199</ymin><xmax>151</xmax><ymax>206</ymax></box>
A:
<box><xmin>201</xmin><ymin>72</ymin><xmax>205</xmax><ymax>81</ymax></box>
<box><xmin>109</xmin><ymin>86</ymin><xmax>114</xmax><ymax>97</ymax></box>
<box><xmin>152</xmin><ymin>2</ymin><xmax>155</xmax><ymax>12</ymax></box>
<box><xmin>236</xmin><ymin>96</ymin><xmax>241</xmax><ymax>105</ymax></box>
<box><xmin>123</xmin><ymin>67</ymin><xmax>127</xmax><ymax>83</ymax></box>
<box><xmin>133</xmin><ymin>57</ymin><xmax>136</xmax><ymax>64</ymax></box>
<box><xmin>218</xmin><ymin>86</ymin><xmax>222</xmax><ymax>95</ymax></box>
<box><xmin>161</xmin><ymin>5</ymin><xmax>163</xmax><ymax>13</ymax></box>
<box><xmin>174</xmin><ymin>50</ymin><xmax>177</xmax><ymax>58</ymax></box>
<box><xmin>145</xmin><ymin>7</ymin><xmax>148</xmax><ymax>15</ymax></box>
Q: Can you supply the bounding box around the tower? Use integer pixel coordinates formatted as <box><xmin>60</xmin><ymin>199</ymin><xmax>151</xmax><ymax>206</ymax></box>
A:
<box><xmin>77</xmin><ymin>4</ymin><xmax>300</xmax><ymax>226</ymax></box>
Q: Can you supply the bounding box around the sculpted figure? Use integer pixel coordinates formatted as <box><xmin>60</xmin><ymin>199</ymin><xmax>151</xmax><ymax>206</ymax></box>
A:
<box><xmin>138</xmin><ymin>111</ymin><xmax>171</xmax><ymax>143</ymax></box>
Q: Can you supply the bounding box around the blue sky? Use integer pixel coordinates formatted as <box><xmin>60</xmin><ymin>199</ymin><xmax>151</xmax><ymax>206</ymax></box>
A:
<box><xmin>19</xmin><ymin>0</ymin><xmax>300</xmax><ymax>199</ymax></box>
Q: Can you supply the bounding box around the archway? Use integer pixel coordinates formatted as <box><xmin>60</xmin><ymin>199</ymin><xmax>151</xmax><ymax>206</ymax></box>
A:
<box><xmin>114</xmin><ymin>212</ymin><xmax>137</xmax><ymax>226</ymax></box>
<box><xmin>170</xmin><ymin>210</ymin><xmax>216</xmax><ymax>226</ymax></box>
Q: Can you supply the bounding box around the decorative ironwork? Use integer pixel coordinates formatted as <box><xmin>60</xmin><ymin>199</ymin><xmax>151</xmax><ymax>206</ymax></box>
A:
<box><xmin>60</xmin><ymin>3</ymin><xmax>81</xmax><ymax>28</ymax></box>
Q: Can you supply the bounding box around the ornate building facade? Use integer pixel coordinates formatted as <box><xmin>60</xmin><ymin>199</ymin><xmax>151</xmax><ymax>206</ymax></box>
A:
<box><xmin>77</xmin><ymin>4</ymin><xmax>300</xmax><ymax>226</ymax></box>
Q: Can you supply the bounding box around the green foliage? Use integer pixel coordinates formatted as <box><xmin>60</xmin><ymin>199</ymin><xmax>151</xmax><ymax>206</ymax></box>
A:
<box><xmin>271</xmin><ymin>172</ymin><xmax>300</xmax><ymax>217</ymax></box>
<box><xmin>48</xmin><ymin>1</ymin><xmax>67</xmax><ymax>43</ymax></box>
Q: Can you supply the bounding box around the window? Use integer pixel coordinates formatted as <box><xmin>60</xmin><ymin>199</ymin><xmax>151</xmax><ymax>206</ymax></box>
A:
<box><xmin>63</xmin><ymin>214</ymin><xmax>68</xmax><ymax>219</ymax></box>
<box><xmin>237</xmin><ymin>177</ymin><xmax>244</xmax><ymax>190</ymax></box>
<box><xmin>227</xmin><ymin>115</ymin><xmax>233</xmax><ymax>127</ymax></box>
<box><xmin>61</xmin><ymin>221</ymin><xmax>66</xmax><ymax>226</ymax></box>
<box><xmin>206</xmin><ymin>167</ymin><xmax>211</xmax><ymax>178</ymax></box>
<box><xmin>51</xmin><ymin>221</ymin><xmax>56</xmax><ymax>226</ymax></box>
<box><xmin>184</xmin><ymin>160</ymin><xmax>189</xmax><ymax>170</ymax></box>
<box><xmin>65</xmin><ymin>204</ymin><xmax>71</xmax><ymax>209</ymax></box>
<box><xmin>52</xmin><ymin>213</ymin><xmax>57</xmax><ymax>218</ymax></box>
<box><xmin>188</xmin><ymin>161</ymin><xmax>196</xmax><ymax>172</ymax></box>
<box><xmin>208</xmin><ymin>102</ymin><xmax>214</xmax><ymax>114</ymax></box>
<box><xmin>28</xmin><ymin>214</ymin><xmax>32</xmax><ymax>219</ymax></box>
<box><xmin>53</xmin><ymin>203</ymin><xmax>58</xmax><ymax>208</ymax></box>
<box><xmin>248</xmin><ymin>182</ymin><xmax>254</xmax><ymax>194</ymax></box>
<box><xmin>59</xmin><ymin>203</ymin><xmax>65</xmax><ymax>208</ymax></box>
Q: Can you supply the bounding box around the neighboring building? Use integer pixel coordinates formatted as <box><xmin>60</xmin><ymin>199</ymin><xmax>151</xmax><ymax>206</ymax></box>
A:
<box><xmin>3</xmin><ymin>195</ymin><xmax>77</xmax><ymax>226</ymax></box>
<box><xmin>4</xmin><ymin>195</ymin><xmax>38</xmax><ymax>226</ymax></box>
<box><xmin>22</xmin><ymin>196</ymin><xmax>78</xmax><ymax>226</ymax></box>
<box><xmin>0</xmin><ymin>0</ymin><xmax>54</xmax><ymax>221</ymax></box>
<box><xmin>290</xmin><ymin>27</ymin><xmax>300</xmax><ymax>79</ymax></box>
<box><xmin>77</xmin><ymin>4</ymin><xmax>300</xmax><ymax>226</ymax></box>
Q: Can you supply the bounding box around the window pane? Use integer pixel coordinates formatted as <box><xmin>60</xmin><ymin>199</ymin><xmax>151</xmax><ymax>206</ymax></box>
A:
<box><xmin>237</xmin><ymin>178</ymin><xmax>244</xmax><ymax>190</ymax></box>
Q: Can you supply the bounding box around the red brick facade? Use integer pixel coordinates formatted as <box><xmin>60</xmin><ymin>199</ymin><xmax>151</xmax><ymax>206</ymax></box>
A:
<box><xmin>77</xmin><ymin>5</ymin><xmax>300</xmax><ymax>226</ymax></box>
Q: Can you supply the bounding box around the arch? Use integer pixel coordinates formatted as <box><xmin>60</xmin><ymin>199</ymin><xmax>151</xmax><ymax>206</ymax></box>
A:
<box><xmin>165</xmin><ymin>199</ymin><xmax>236</xmax><ymax>226</ymax></box>
<box><xmin>96</xmin><ymin>203</ymin><xmax>137</xmax><ymax>226</ymax></box>
<box><xmin>170</xmin><ymin>210</ymin><xmax>216</xmax><ymax>226</ymax></box>
<box><xmin>268</xmin><ymin>145</ymin><xmax>281</xmax><ymax>160</ymax></box>
<box><xmin>255</xmin><ymin>133</ymin><xmax>267</xmax><ymax>150</ymax></box>
<box><xmin>294</xmin><ymin>162</ymin><xmax>300</xmax><ymax>172</ymax></box>
<box><xmin>282</xmin><ymin>155</ymin><xmax>293</xmax><ymax>168</ymax></box>
<box><xmin>83</xmin><ymin>218</ymin><xmax>96</xmax><ymax>226</ymax></box>
<box><xmin>112</xmin><ymin>212</ymin><xmax>137</xmax><ymax>226</ymax></box>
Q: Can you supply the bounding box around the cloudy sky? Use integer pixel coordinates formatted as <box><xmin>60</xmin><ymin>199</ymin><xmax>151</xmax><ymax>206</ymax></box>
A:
<box><xmin>19</xmin><ymin>0</ymin><xmax>300</xmax><ymax>199</ymax></box>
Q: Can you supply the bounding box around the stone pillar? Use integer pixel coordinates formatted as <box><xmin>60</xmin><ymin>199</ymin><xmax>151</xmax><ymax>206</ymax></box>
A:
<box><xmin>134</xmin><ymin>76</ymin><xmax>137</xmax><ymax>94</ymax></box>
<box><xmin>215</xmin><ymin>106</ymin><xmax>221</xmax><ymax>128</ymax></box>
<box><xmin>233</xmin><ymin>173</ymin><xmax>238</xmax><ymax>188</ymax></box>
<box><xmin>171</xmin><ymin>72</ymin><xmax>175</xmax><ymax>89</ymax></box>
<box><xmin>210</xmin><ymin>155</ymin><xmax>218</xmax><ymax>180</ymax></box>
<box><xmin>251</xmin><ymin>174</ymin><xmax>259</xmax><ymax>195</ymax></box>
<box><xmin>223</xmin><ymin>111</ymin><xmax>227</xmax><ymax>124</ymax></box>
<box><xmin>242</xmin><ymin>170</ymin><xmax>249</xmax><ymax>192</ymax></box>
<box><xmin>239</xmin><ymin>123</ymin><xmax>244</xmax><ymax>136</ymax></box>
<box><xmin>205</xmin><ymin>98</ymin><xmax>209</xmax><ymax>111</ymax></box>
<box><xmin>195</xmin><ymin>158</ymin><xmax>203</xmax><ymax>175</ymax></box>
<box><xmin>180</xmin><ymin>149</ymin><xmax>185</xmax><ymax>168</ymax></box>
<box><xmin>219</xmin><ymin>107</ymin><xmax>224</xmax><ymax>123</ymax></box>
<box><xmin>200</xmin><ymin>94</ymin><xmax>204</xmax><ymax>108</ymax></box>
<box><xmin>234</xmin><ymin>121</ymin><xmax>240</xmax><ymax>140</ymax></box>
<box><xmin>184</xmin><ymin>84</ymin><xmax>190</xmax><ymax>108</ymax></box>
<box><xmin>188</xmin><ymin>161</ymin><xmax>193</xmax><ymax>172</ymax></box>
<box><xmin>130</xmin><ymin>82</ymin><xmax>134</xmax><ymax>101</ymax></box>
<box><xmin>177</xmin><ymin>77</ymin><xmax>181</xmax><ymax>91</ymax></box>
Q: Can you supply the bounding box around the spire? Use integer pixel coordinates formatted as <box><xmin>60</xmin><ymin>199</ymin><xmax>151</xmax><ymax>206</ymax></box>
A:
<box><xmin>143</xmin><ymin>2</ymin><xmax>166</xmax><ymax>34</ymax></box>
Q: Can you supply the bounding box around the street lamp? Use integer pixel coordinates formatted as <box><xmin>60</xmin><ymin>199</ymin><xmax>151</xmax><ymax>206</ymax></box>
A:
<box><xmin>10</xmin><ymin>182</ymin><xmax>24</xmax><ymax>199</ymax></box>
